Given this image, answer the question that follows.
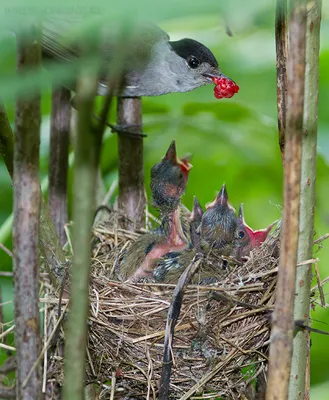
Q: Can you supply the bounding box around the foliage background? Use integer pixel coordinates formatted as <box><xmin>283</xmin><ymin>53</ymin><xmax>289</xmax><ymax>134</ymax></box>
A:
<box><xmin>0</xmin><ymin>0</ymin><xmax>328</xmax><ymax>397</ymax></box>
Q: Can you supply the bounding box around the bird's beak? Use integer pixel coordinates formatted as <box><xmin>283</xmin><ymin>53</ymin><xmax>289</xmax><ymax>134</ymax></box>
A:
<box><xmin>164</xmin><ymin>141</ymin><xmax>193</xmax><ymax>172</ymax></box>
<box><xmin>206</xmin><ymin>184</ymin><xmax>235</xmax><ymax>211</ymax></box>
<box><xmin>190</xmin><ymin>196</ymin><xmax>203</xmax><ymax>222</ymax></box>
<box><xmin>202</xmin><ymin>71</ymin><xmax>227</xmax><ymax>83</ymax></box>
<box><xmin>245</xmin><ymin>220</ymin><xmax>278</xmax><ymax>248</ymax></box>
<box><xmin>164</xmin><ymin>140</ymin><xmax>177</xmax><ymax>162</ymax></box>
<box><xmin>179</xmin><ymin>154</ymin><xmax>193</xmax><ymax>173</ymax></box>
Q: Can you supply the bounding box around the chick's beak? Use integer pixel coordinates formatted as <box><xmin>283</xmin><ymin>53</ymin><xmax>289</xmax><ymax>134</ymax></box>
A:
<box><xmin>178</xmin><ymin>156</ymin><xmax>193</xmax><ymax>173</ymax></box>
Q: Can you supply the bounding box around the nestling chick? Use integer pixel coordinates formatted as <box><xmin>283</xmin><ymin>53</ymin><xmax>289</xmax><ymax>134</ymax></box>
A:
<box><xmin>200</xmin><ymin>184</ymin><xmax>238</xmax><ymax>255</ymax></box>
<box><xmin>150</xmin><ymin>140</ymin><xmax>192</xmax><ymax>214</ymax></box>
<box><xmin>189</xmin><ymin>196</ymin><xmax>204</xmax><ymax>249</ymax></box>
<box><xmin>121</xmin><ymin>207</ymin><xmax>188</xmax><ymax>281</ymax></box>
<box><xmin>120</xmin><ymin>141</ymin><xmax>191</xmax><ymax>281</ymax></box>
<box><xmin>234</xmin><ymin>204</ymin><xmax>275</xmax><ymax>260</ymax></box>
<box><xmin>153</xmin><ymin>196</ymin><xmax>203</xmax><ymax>282</ymax></box>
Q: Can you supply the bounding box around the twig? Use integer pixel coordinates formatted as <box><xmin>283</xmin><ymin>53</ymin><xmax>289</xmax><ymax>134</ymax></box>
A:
<box><xmin>110</xmin><ymin>371</ymin><xmax>116</xmax><ymax>400</ymax></box>
<box><xmin>314</xmin><ymin>233</ymin><xmax>329</xmax><ymax>244</ymax></box>
<box><xmin>49</xmin><ymin>86</ymin><xmax>71</xmax><ymax>245</ymax></box>
<box><xmin>93</xmin><ymin>179</ymin><xmax>118</xmax><ymax>225</ymax></box>
<box><xmin>314</xmin><ymin>259</ymin><xmax>326</xmax><ymax>307</ymax></box>
<box><xmin>311</xmin><ymin>276</ymin><xmax>329</xmax><ymax>292</ymax></box>
<box><xmin>42</xmin><ymin>302</ymin><xmax>48</xmax><ymax>393</ymax></box>
<box><xmin>289</xmin><ymin>1</ymin><xmax>322</xmax><ymax>398</ymax></box>
<box><xmin>0</xmin><ymin>343</ymin><xmax>16</xmax><ymax>351</ymax></box>
<box><xmin>0</xmin><ymin>325</ymin><xmax>15</xmax><ymax>340</ymax></box>
<box><xmin>180</xmin><ymin>349</ymin><xmax>237</xmax><ymax>400</ymax></box>
<box><xmin>22</xmin><ymin>302</ymin><xmax>69</xmax><ymax>389</ymax></box>
<box><xmin>267</xmin><ymin>1</ymin><xmax>308</xmax><ymax>399</ymax></box>
<box><xmin>275</xmin><ymin>0</ymin><xmax>288</xmax><ymax>158</ymax></box>
<box><xmin>158</xmin><ymin>257</ymin><xmax>202</xmax><ymax>400</ymax></box>
<box><xmin>0</xmin><ymin>242</ymin><xmax>13</xmax><ymax>257</ymax></box>
<box><xmin>0</xmin><ymin>272</ymin><xmax>13</xmax><ymax>277</ymax></box>
<box><xmin>14</xmin><ymin>21</ymin><xmax>43</xmax><ymax>399</ymax></box>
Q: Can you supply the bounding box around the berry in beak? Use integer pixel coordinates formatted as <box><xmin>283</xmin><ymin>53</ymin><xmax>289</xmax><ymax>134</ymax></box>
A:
<box><xmin>203</xmin><ymin>72</ymin><xmax>239</xmax><ymax>99</ymax></box>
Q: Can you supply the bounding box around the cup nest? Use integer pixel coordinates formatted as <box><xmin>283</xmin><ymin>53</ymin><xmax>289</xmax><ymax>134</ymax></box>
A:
<box><xmin>43</xmin><ymin>216</ymin><xmax>324</xmax><ymax>399</ymax></box>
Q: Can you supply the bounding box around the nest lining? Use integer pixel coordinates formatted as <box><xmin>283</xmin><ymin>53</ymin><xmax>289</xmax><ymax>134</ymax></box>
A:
<box><xmin>44</xmin><ymin>217</ymin><xmax>285</xmax><ymax>399</ymax></box>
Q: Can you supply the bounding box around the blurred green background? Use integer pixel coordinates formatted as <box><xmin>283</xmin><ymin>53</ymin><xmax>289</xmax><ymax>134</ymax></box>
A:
<box><xmin>0</xmin><ymin>0</ymin><xmax>328</xmax><ymax>398</ymax></box>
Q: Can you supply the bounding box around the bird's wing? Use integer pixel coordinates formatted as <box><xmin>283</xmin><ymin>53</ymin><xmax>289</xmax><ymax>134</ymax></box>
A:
<box><xmin>41</xmin><ymin>15</ymin><xmax>82</xmax><ymax>62</ymax></box>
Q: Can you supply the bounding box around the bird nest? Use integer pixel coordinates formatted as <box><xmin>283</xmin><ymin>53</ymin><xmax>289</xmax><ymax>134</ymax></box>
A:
<box><xmin>43</xmin><ymin>217</ymin><xmax>325</xmax><ymax>399</ymax></box>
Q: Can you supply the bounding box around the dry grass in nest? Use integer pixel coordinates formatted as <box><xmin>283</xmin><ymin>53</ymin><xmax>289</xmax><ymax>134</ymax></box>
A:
<box><xmin>42</xmin><ymin>218</ymin><xmax>327</xmax><ymax>399</ymax></box>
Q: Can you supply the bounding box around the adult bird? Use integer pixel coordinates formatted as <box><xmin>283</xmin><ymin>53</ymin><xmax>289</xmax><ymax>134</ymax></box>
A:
<box><xmin>41</xmin><ymin>16</ymin><xmax>236</xmax><ymax>97</ymax></box>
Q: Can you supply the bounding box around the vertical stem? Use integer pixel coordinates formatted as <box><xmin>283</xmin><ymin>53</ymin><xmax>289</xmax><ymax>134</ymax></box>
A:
<box><xmin>62</xmin><ymin>52</ymin><xmax>114</xmax><ymax>397</ymax></box>
<box><xmin>266</xmin><ymin>1</ymin><xmax>307</xmax><ymax>399</ymax></box>
<box><xmin>14</xmin><ymin>23</ymin><xmax>42</xmax><ymax>400</ymax></box>
<box><xmin>49</xmin><ymin>86</ymin><xmax>71</xmax><ymax>245</ymax></box>
<box><xmin>0</xmin><ymin>103</ymin><xmax>66</xmax><ymax>288</ymax></box>
<box><xmin>117</xmin><ymin>97</ymin><xmax>145</xmax><ymax>230</ymax></box>
<box><xmin>275</xmin><ymin>0</ymin><xmax>288</xmax><ymax>159</ymax></box>
<box><xmin>62</xmin><ymin>77</ymin><xmax>97</xmax><ymax>400</ymax></box>
<box><xmin>289</xmin><ymin>1</ymin><xmax>322</xmax><ymax>398</ymax></box>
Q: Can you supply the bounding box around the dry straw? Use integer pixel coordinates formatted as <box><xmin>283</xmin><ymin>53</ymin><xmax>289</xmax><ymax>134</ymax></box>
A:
<box><xmin>41</xmin><ymin>216</ymin><xmax>327</xmax><ymax>399</ymax></box>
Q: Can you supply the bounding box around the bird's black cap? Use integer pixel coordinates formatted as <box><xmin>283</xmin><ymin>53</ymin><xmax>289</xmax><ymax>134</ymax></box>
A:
<box><xmin>169</xmin><ymin>38</ymin><xmax>218</xmax><ymax>68</ymax></box>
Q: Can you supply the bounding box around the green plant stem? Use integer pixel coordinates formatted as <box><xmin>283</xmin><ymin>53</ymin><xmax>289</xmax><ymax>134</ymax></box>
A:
<box><xmin>13</xmin><ymin>22</ymin><xmax>42</xmax><ymax>400</ymax></box>
<box><xmin>62</xmin><ymin>54</ymin><xmax>113</xmax><ymax>399</ymax></box>
<box><xmin>266</xmin><ymin>1</ymin><xmax>307</xmax><ymax>399</ymax></box>
<box><xmin>289</xmin><ymin>1</ymin><xmax>322</xmax><ymax>399</ymax></box>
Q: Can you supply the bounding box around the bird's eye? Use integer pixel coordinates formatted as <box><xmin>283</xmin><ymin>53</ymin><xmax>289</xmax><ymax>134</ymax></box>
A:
<box><xmin>187</xmin><ymin>56</ymin><xmax>201</xmax><ymax>69</ymax></box>
<box><xmin>238</xmin><ymin>231</ymin><xmax>245</xmax><ymax>239</ymax></box>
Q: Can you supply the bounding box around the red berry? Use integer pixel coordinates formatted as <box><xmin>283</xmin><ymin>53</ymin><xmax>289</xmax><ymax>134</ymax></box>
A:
<box><xmin>211</xmin><ymin>76</ymin><xmax>239</xmax><ymax>99</ymax></box>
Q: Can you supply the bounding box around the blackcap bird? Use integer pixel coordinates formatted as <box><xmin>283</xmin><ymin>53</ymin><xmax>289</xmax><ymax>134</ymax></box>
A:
<box><xmin>41</xmin><ymin>17</ymin><xmax>239</xmax><ymax>98</ymax></box>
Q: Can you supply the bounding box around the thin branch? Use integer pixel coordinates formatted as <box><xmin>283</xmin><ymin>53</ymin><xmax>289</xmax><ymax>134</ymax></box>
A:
<box><xmin>314</xmin><ymin>233</ymin><xmax>329</xmax><ymax>244</ymax></box>
<box><xmin>0</xmin><ymin>103</ymin><xmax>66</xmax><ymax>289</ymax></box>
<box><xmin>49</xmin><ymin>86</ymin><xmax>71</xmax><ymax>245</ymax></box>
<box><xmin>275</xmin><ymin>0</ymin><xmax>288</xmax><ymax>158</ymax></box>
<box><xmin>289</xmin><ymin>2</ymin><xmax>322</xmax><ymax>398</ymax></box>
<box><xmin>266</xmin><ymin>1</ymin><xmax>307</xmax><ymax>399</ymax></box>
<box><xmin>117</xmin><ymin>97</ymin><xmax>145</xmax><ymax>230</ymax></box>
<box><xmin>14</xmin><ymin>21</ymin><xmax>42</xmax><ymax>399</ymax></box>
<box><xmin>159</xmin><ymin>257</ymin><xmax>201</xmax><ymax>399</ymax></box>
<box><xmin>22</xmin><ymin>303</ymin><xmax>69</xmax><ymax>390</ymax></box>
<box><xmin>0</xmin><ymin>242</ymin><xmax>13</xmax><ymax>257</ymax></box>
